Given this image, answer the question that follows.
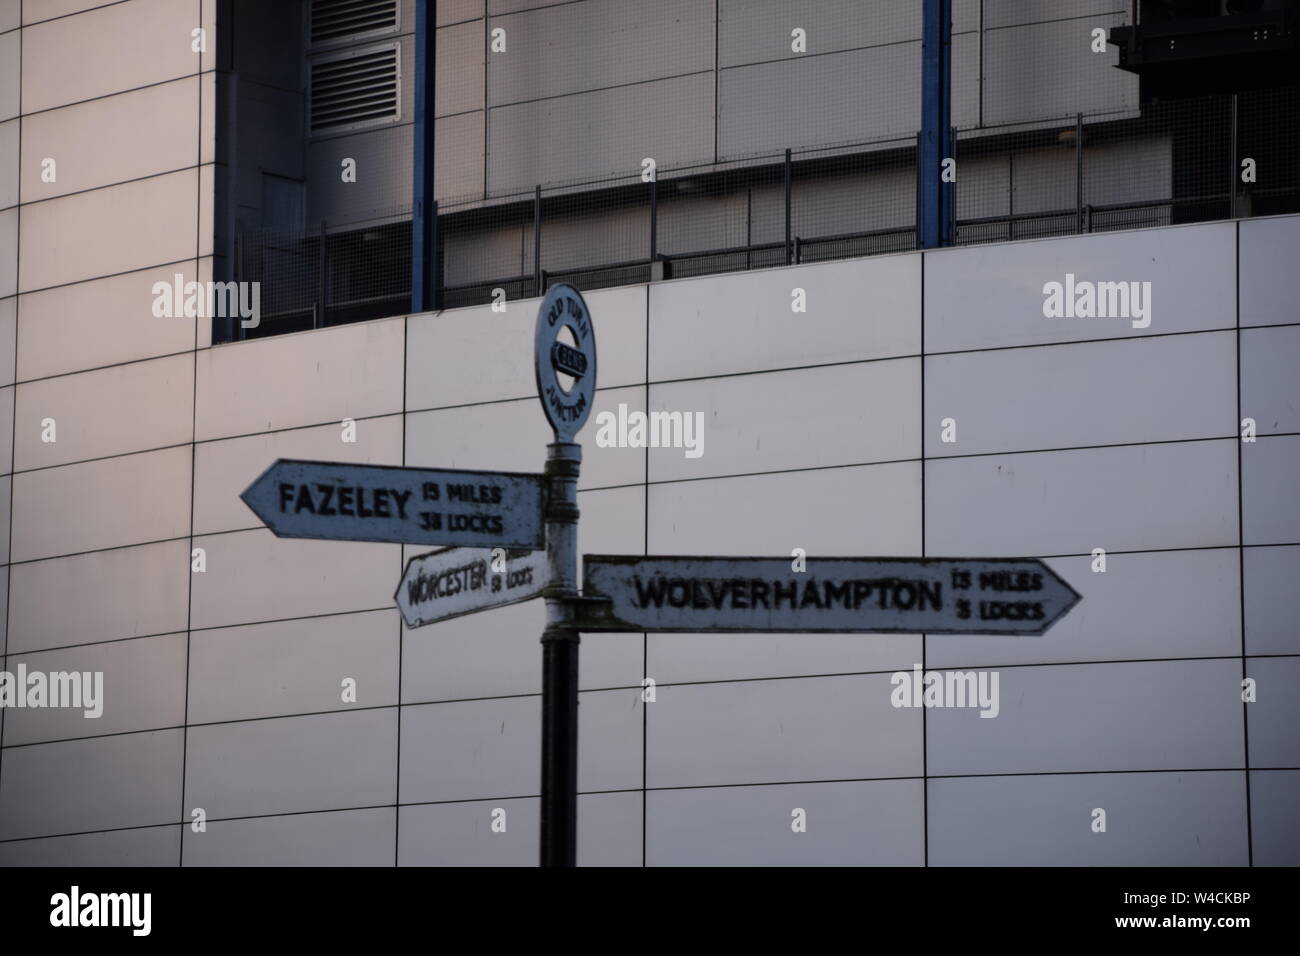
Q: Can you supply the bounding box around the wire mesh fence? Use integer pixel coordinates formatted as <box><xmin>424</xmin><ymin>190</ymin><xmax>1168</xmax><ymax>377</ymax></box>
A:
<box><xmin>235</xmin><ymin>86</ymin><xmax>1300</xmax><ymax>340</ymax></box>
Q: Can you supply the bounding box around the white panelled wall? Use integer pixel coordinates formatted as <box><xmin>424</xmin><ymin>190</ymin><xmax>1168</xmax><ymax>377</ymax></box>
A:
<box><xmin>0</xmin><ymin>0</ymin><xmax>1298</xmax><ymax>868</ymax></box>
<box><xmin>0</xmin><ymin>206</ymin><xmax>1296</xmax><ymax>864</ymax></box>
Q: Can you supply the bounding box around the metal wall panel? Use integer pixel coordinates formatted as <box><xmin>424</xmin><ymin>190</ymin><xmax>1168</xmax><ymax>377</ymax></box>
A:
<box><xmin>718</xmin><ymin>0</ymin><xmax>921</xmax><ymax>68</ymax></box>
<box><xmin>11</xmin><ymin>445</ymin><xmax>193</xmax><ymax>563</ymax></box>
<box><xmin>1247</xmin><ymin>657</ymin><xmax>1300</xmax><ymax>768</ymax></box>
<box><xmin>927</xmin><ymin>549</ymin><xmax>1241</xmax><ymax>668</ymax></box>
<box><xmin>183</xmin><ymin>710</ymin><xmax>398</xmax><ymax>819</ymax></box>
<box><xmin>1240</xmin><ymin>215</ymin><xmax>1300</xmax><ymax>327</ymax></box>
<box><xmin>926</xmin><ymin>440</ymin><xmax>1239</xmax><ymax>557</ymax></box>
<box><xmin>16</xmin><ymin>263</ymin><xmax>200</xmax><ymax>380</ymax></box>
<box><xmin>1250</xmin><ymin>771</ymin><xmax>1300</xmax><ymax>866</ymax></box>
<box><xmin>649</xmin><ymin>254</ymin><xmax>921</xmax><ymax>380</ymax></box>
<box><xmin>1244</xmin><ymin>546</ymin><xmax>1300</xmax><ymax>657</ymax></box>
<box><xmin>20</xmin><ymin>77</ymin><xmax>200</xmax><ymax>202</ymax></box>
<box><xmin>719</xmin><ymin>44</ymin><xmax>919</xmax><ymax>160</ymax></box>
<box><xmin>186</xmin><ymin>611</ymin><xmax>400</xmax><ymax>724</ymax></box>
<box><xmin>0</xmin><ymin>31</ymin><xmax>16</xmax><ymax>123</ymax></box>
<box><xmin>183</xmin><ymin>808</ymin><xmax>396</xmax><ymax>867</ymax></box>
<box><xmin>927</xmin><ymin>659</ymin><xmax>1244</xmax><ymax>775</ymax></box>
<box><xmin>398</xmin><ymin>792</ymin><xmax>641</xmax><ymax>866</ymax></box>
<box><xmin>0</xmin><ymin>118</ymin><xmax>17</xmax><ymax>210</ymax></box>
<box><xmin>488</xmin><ymin>72</ymin><xmax>714</xmax><ymax>196</ymax></box>
<box><xmin>929</xmin><ymin>771</ymin><xmax>1247</xmax><ymax>866</ymax></box>
<box><xmin>15</xmin><ymin>353</ymin><xmax>195</xmax><ymax>471</ymax></box>
<box><xmin>489</xmin><ymin>0</ymin><xmax>711</xmax><ymax>106</ymax></box>
<box><xmin>308</xmin><ymin>124</ymin><xmax>414</xmax><ymax>224</ymax></box>
<box><xmin>647</xmin><ymin>779</ymin><xmax>924</xmax><ymax>866</ymax></box>
<box><xmin>18</xmin><ymin>169</ymin><xmax>199</xmax><ymax>293</ymax></box>
<box><xmin>0</xmin><ymin>207</ymin><xmax>16</xmax><ymax>298</ymax></box>
<box><xmin>189</xmin><ymin>530</ymin><xmax>397</xmax><ymax>629</ymax></box>
<box><xmin>194</xmin><ymin>315</ymin><xmax>405</xmax><ymax>441</ymax></box>
<box><xmin>1241</xmin><ymin>325</ymin><xmax>1300</xmax><ymax>436</ymax></box>
<box><xmin>1242</xmin><ymin>435</ymin><xmax>1300</xmax><ymax>546</ymax></box>
<box><xmin>924</xmin><ymin>222</ymin><xmax>1236</xmax><ymax>352</ymax></box>
<box><xmin>0</xmin><ymin>826</ymin><xmax>180</xmax><ymax>867</ymax></box>
<box><xmin>647</xmin><ymin>674</ymin><xmax>923</xmax><ymax>789</ymax></box>
<box><xmin>435</xmin><ymin>19</ymin><xmax>484</xmax><ymax>118</ymax></box>
<box><xmin>983</xmin><ymin>0</ymin><xmax>1125</xmax><ymax>30</ymax></box>
<box><xmin>6</xmin><ymin>540</ymin><xmax>192</xmax><ymax>653</ymax></box>
<box><xmin>438</xmin><ymin>0</ymin><xmax>481</xmax><ymax>28</ymax></box>
<box><xmin>982</xmin><ymin>13</ymin><xmax>1136</xmax><ymax>126</ymax></box>
<box><xmin>0</xmin><ymin>730</ymin><xmax>184</xmax><ymax>841</ymax></box>
<box><xmin>21</xmin><ymin>0</ymin><xmax>200</xmax><ymax>113</ymax></box>
<box><xmin>924</xmin><ymin>332</ymin><xmax>1236</xmax><ymax>458</ymax></box>
<box><xmin>4</xmin><ymin>634</ymin><xmax>187</xmax><ymax>745</ymax></box>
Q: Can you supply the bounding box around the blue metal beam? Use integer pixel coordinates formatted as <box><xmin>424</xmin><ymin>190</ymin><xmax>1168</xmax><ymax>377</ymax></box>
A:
<box><xmin>920</xmin><ymin>0</ymin><xmax>953</xmax><ymax>249</ymax></box>
<box><xmin>412</xmin><ymin>0</ymin><xmax>440</xmax><ymax>312</ymax></box>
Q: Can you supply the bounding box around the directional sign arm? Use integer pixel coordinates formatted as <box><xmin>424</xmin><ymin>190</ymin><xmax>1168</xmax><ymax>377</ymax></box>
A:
<box><xmin>396</xmin><ymin>546</ymin><xmax>551</xmax><ymax>629</ymax></box>
<box><xmin>576</xmin><ymin>555</ymin><xmax>1081</xmax><ymax>636</ymax></box>
<box><xmin>241</xmin><ymin>459</ymin><xmax>547</xmax><ymax>549</ymax></box>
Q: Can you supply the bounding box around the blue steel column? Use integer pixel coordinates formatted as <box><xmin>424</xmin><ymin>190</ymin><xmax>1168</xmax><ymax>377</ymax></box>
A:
<box><xmin>920</xmin><ymin>0</ymin><xmax>953</xmax><ymax>249</ymax></box>
<box><xmin>412</xmin><ymin>0</ymin><xmax>441</xmax><ymax>311</ymax></box>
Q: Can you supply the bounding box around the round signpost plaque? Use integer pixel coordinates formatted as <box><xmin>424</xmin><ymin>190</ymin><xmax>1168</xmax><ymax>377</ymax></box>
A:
<box><xmin>534</xmin><ymin>284</ymin><xmax>597</xmax><ymax>442</ymax></box>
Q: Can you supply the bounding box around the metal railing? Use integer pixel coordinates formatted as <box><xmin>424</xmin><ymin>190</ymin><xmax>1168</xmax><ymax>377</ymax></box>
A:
<box><xmin>231</xmin><ymin>87</ymin><xmax>1299</xmax><ymax>341</ymax></box>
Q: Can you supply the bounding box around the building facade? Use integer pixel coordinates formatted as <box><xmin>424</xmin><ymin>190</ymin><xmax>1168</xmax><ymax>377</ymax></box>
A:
<box><xmin>0</xmin><ymin>0</ymin><xmax>1297</xmax><ymax>866</ymax></box>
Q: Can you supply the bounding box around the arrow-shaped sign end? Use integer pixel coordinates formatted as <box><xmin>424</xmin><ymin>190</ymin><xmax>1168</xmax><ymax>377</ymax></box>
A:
<box><xmin>1031</xmin><ymin>559</ymin><xmax>1084</xmax><ymax>636</ymax></box>
<box><xmin>239</xmin><ymin>459</ymin><xmax>291</xmax><ymax>536</ymax></box>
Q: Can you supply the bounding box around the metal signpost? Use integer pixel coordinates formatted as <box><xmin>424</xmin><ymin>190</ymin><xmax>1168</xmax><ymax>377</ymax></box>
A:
<box><xmin>531</xmin><ymin>283</ymin><xmax>597</xmax><ymax>868</ymax></box>
<box><xmin>240</xmin><ymin>281</ymin><xmax>1081</xmax><ymax>869</ymax></box>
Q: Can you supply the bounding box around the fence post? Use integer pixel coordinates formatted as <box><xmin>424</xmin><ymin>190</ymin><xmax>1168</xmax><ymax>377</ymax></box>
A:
<box><xmin>746</xmin><ymin>188</ymin><xmax>753</xmax><ymax>270</ymax></box>
<box><xmin>949</xmin><ymin>124</ymin><xmax>957</xmax><ymax>243</ymax></box>
<box><xmin>920</xmin><ymin>0</ymin><xmax>953</xmax><ymax>248</ymax></box>
<box><xmin>1076</xmin><ymin>112</ymin><xmax>1084</xmax><ymax>233</ymax></box>
<box><xmin>915</xmin><ymin>131</ymin><xmax>923</xmax><ymax>249</ymax></box>
<box><xmin>784</xmin><ymin>148</ymin><xmax>793</xmax><ymax>266</ymax></box>
<box><xmin>649</xmin><ymin>177</ymin><xmax>658</xmax><ymax>267</ymax></box>
<box><xmin>431</xmin><ymin>199</ymin><xmax>442</xmax><ymax>311</ymax></box>
<box><xmin>411</xmin><ymin>0</ymin><xmax>437</xmax><ymax>314</ymax></box>
<box><xmin>1230</xmin><ymin>93</ymin><xmax>1239</xmax><ymax>218</ymax></box>
<box><xmin>233</xmin><ymin>232</ymin><xmax>243</xmax><ymax>342</ymax></box>
<box><xmin>534</xmin><ymin>185</ymin><xmax>543</xmax><ymax>297</ymax></box>
<box><xmin>317</xmin><ymin>220</ymin><xmax>327</xmax><ymax>329</ymax></box>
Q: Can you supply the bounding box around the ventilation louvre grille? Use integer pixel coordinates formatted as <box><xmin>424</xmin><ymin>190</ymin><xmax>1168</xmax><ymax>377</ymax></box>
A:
<box><xmin>311</xmin><ymin>0</ymin><xmax>398</xmax><ymax>45</ymax></box>
<box><xmin>310</xmin><ymin>45</ymin><xmax>399</xmax><ymax>133</ymax></box>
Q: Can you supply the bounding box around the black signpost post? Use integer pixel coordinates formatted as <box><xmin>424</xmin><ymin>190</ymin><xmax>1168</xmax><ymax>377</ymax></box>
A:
<box><xmin>531</xmin><ymin>284</ymin><xmax>598</xmax><ymax>867</ymax></box>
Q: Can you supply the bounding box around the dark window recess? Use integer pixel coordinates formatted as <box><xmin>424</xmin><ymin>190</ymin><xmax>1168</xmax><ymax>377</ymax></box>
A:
<box><xmin>310</xmin><ymin>0</ymin><xmax>398</xmax><ymax>45</ymax></box>
<box><xmin>237</xmin><ymin>221</ymin><xmax>411</xmax><ymax>339</ymax></box>
<box><xmin>1111</xmin><ymin>0</ymin><xmax>1300</xmax><ymax>99</ymax></box>
<box><xmin>226</xmin><ymin>87</ymin><xmax>1300</xmax><ymax>343</ymax></box>
<box><xmin>310</xmin><ymin>45</ymin><xmax>399</xmax><ymax>133</ymax></box>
